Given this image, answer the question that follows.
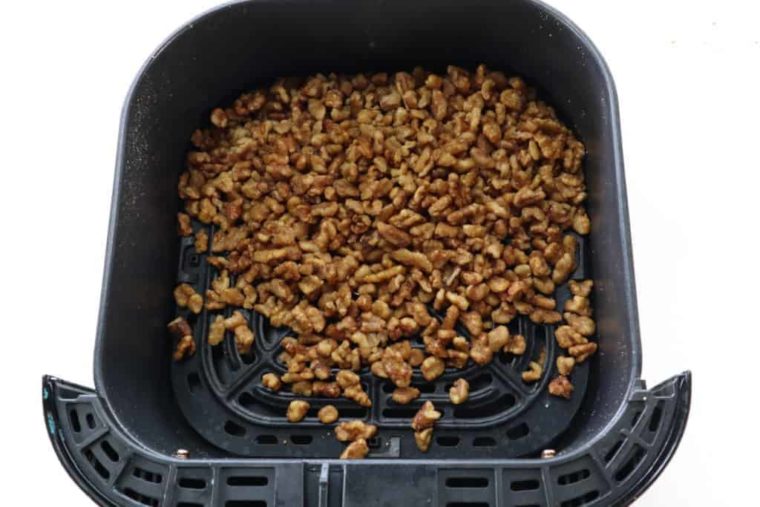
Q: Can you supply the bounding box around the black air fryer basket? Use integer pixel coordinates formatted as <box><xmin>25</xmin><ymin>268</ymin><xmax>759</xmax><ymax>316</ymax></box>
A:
<box><xmin>43</xmin><ymin>0</ymin><xmax>691</xmax><ymax>505</ymax></box>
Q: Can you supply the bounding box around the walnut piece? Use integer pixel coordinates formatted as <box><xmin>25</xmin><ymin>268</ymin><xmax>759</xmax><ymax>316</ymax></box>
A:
<box><xmin>168</xmin><ymin>317</ymin><xmax>195</xmax><ymax>361</ymax></box>
<box><xmin>340</xmin><ymin>438</ymin><xmax>369</xmax><ymax>459</ymax></box>
<box><xmin>449</xmin><ymin>378</ymin><xmax>470</xmax><ymax>405</ymax></box>
<box><xmin>262</xmin><ymin>373</ymin><xmax>282</xmax><ymax>391</ymax></box>
<box><xmin>548</xmin><ymin>375</ymin><xmax>574</xmax><ymax>399</ymax></box>
<box><xmin>318</xmin><ymin>405</ymin><xmax>339</xmax><ymax>424</ymax></box>
<box><xmin>411</xmin><ymin>401</ymin><xmax>441</xmax><ymax>431</ymax></box>
<box><xmin>392</xmin><ymin>386</ymin><xmax>421</xmax><ymax>405</ymax></box>
<box><xmin>414</xmin><ymin>428</ymin><xmax>434</xmax><ymax>452</ymax></box>
<box><xmin>335</xmin><ymin>420</ymin><xmax>378</xmax><ymax>442</ymax></box>
<box><xmin>287</xmin><ymin>400</ymin><xmax>310</xmax><ymax>422</ymax></box>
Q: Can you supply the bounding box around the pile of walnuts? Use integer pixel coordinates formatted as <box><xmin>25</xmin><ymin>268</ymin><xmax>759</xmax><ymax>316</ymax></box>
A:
<box><xmin>171</xmin><ymin>65</ymin><xmax>598</xmax><ymax>458</ymax></box>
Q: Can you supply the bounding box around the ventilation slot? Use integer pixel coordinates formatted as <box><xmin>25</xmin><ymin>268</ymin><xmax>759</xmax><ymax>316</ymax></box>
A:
<box><xmin>133</xmin><ymin>468</ymin><xmax>163</xmax><ymax>484</ymax></box>
<box><xmin>178</xmin><ymin>503</ymin><xmax>203</xmax><ymax>507</ymax></box>
<box><xmin>122</xmin><ymin>488</ymin><xmax>159</xmax><ymax>507</ymax></box>
<box><xmin>69</xmin><ymin>410</ymin><xmax>81</xmax><ymax>433</ymax></box>
<box><xmin>100</xmin><ymin>441</ymin><xmax>120</xmax><ymax>462</ymax></box>
<box><xmin>436</xmin><ymin>436</ymin><xmax>460</xmax><ymax>447</ymax></box>
<box><xmin>367</xmin><ymin>437</ymin><xmax>381</xmax><ymax>449</ymax></box>
<box><xmin>472</xmin><ymin>437</ymin><xmax>496</xmax><ymax>447</ymax></box>
<box><xmin>187</xmin><ymin>372</ymin><xmax>201</xmax><ymax>394</ymax></box>
<box><xmin>224</xmin><ymin>420</ymin><xmax>247</xmax><ymax>437</ymax></box>
<box><xmin>604</xmin><ymin>439</ymin><xmax>624</xmax><ymax>463</ymax></box>
<box><xmin>506</xmin><ymin>422</ymin><xmax>530</xmax><ymax>440</ymax></box>
<box><xmin>83</xmin><ymin>449</ymin><xmax>109</xmax><ymax>480</ymax></box>
<box><xmin>178</xmin><ymin>478</ymin><xmax>207</xmax><ymax>490</ymax></box>
<box><xmin>383</xmin><ymin>407</ymin><xmax>419</xmax><ymax>418</ymax></box>
<box><xmin>445</xmin><ymin>477</ymin><xmax>489</xmax><ymax>488</ymax></box>
<box><xmin>445</xmin><ymin>503</ymin><xmax>489</xmax><ymax>507</ymax></box>
<box><xmin>290</xmin><ymin>435</ymin><xmax>313</xmax><ymax>445</ymax></box>
<box><xmin>337</xmin><ymin>406</ymin><xmax>368</xmax><ymax>418</ymax></box>
<box><xmin>383</xmin><ymin>382</ymin><xmax>436</xmax><ymax>394</ymax></box>
<box><xmin>256</xmin><ymin>434</ymin><xmax>278</xmax><ymax>445</ymax></box>
<box><xmin>239</xmin><ymin>392</ymin><xmax>256</xmax><ymax>410</ymax></box>
<box><xmin>630</xmin><ymin>411</ymin><xmax>642</xmax><ymax>428</ymax></box>
<box><xmin>615</xmin><ymin>445</ymin><xmax>646</xmax><ymax>482</ymax></box>
<box><xmin>649</xmin><ymin>402</ymin><xmax>664</xmax><ymax>432</ymax></box>
<box><xmin>511</xmin><ymin>479</ymin><xmax>540</xmax><ymax>491</ymax></box>
<box><xmin>227</xmin><ymin>476</ymin><xmax>269</xmax><ymax>486</ymax></box>
<box><xmin>469</xmin><ymin>373</ymin><xmax>494</xmax><ymax>392</ymax></box>
<box><xmin>558</xmin><ymin>469</ymin><xmax>590</xmax><ymax>485</ymax></box>
<box><xmin>86</xmin><ymin>413</ymin><xmax>96</xmax><ymax>429</ymax></box>
<box><xmin>560</xmin><ymin>490</ymin><xmax>600</xmax><ymax>507</ymax></box>
<box><xmin>225</xmin><ymin>502</ymin><xmax>266</xmax><ymax>507</ymax></box>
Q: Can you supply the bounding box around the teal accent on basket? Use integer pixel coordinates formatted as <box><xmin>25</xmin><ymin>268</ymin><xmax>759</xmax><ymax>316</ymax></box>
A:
<box><xmin>47</xmin><ymin>412</ymin><xmax>56</xmax><ymax>435</ymax></box>
<box><xmin>43</xmin><ymin>387</ymin><xmax>49</xmax><ymax>400</ymax></box>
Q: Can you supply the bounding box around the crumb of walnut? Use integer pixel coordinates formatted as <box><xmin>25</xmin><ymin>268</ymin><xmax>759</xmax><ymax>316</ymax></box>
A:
<box><xmin>262</xmin><ymin>373</ymin><xmax>282</xmax><ymax>391</ymax></box>
<box><xmin>414</xmin><ymin>428</ymin><xmax>434</xmax><ymax>452</ymax></box>
<box><xmin>392</xmin><ymin>386</ymin><xmax>421</xmax><ymax>404</ymax></box>
<box><xmin>340</xmin><ymin>438</ymin><xmax>369</xmax><ymax>459</ymax></box>
<box><xmin>411</xmin><ymin>401</ymin><xmax>441</xmax><ymax>431</ymax></box>
<box><xmin>449</xmin><ymin>378</ymin><xmax>469</xmax><ymax>405</ymax></box>
<box><xmin>548</xmin><ymin>375</ymin><xmax>574</xmax><ymax>399</ymax></box>
<box><xmin>287</xmin><ymin>400</ymin><xmax>310</xmax><ymax>422</ymax></box>
<box><xmin>168</xmin><ymin>316</ymin><xmax>195</xmax><ymax>358</ymax></box>
<box><xmin>556</xmin><ymin>356</ymin><xmax>576</xmax><ymax>376</ymax></box>
<box><xmin>318</xmin><ymin>405</ymin><xmax>339</xmax><ymax>424</ymax></box>
<box><xmin>177</xmin><ymin>212</ymin><xmax>193</xmax><ymax>236</ymax></box>
<box><xmin>335</xmin><ymin>420</ymin><xmax>378</xmax><ymax>441</ymax></box>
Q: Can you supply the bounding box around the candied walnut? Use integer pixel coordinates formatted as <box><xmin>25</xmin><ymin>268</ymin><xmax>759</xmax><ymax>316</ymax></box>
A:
<box><xmin>382</xmin><ymin>349</ymin><xmax>412</xmax><ymax>388</ymax></box>
<box><xmin>569</xmin><ymin>342</ymin><xmax>598</xmax><ymax>362</ymax></box>
<box><xmin>552</xmin><ymin>253</ymin><xmax>575</xmax><ymax>284</ymax></box>
<box><xmin>377</xmin><ymin>221</ymin><xmax>412</xmax><ymax>247</ymax></box>
<box><xmin>504</xmin><ymin>334</ymin><xmax>527</xmax><ymax>355</ymax></box>
<box><xmin>415</xmin><ymin>428</ymin><xmax>434</xmax><ymax>452</ymax></box>
<box><xmin>344</xmin><ymin>384</ymin><xmax>372</xmax><ymax>407</ymax></box>
<box><xmin>487</xmin><ymin>326</ymin><xmax>510</xmax><ymax>352</ymax></box>
<box><xmin>564</xmin><ymin>313</ymin><xmax>596</xmax><ymax>336</ymax></box>
<box><xmin>470</xmin><ymin>338</ymin><xmax>493</xmax><ymax>365</ymax></box>
<box><xmin>174</xmin><ymin>284</ymin><xmax>203</xmax><ymax>314</ymax></box>
<box><xmin>318</xmin><ymin>405</ymin><xmax>339</xmax><ymax>424</ymax></box>
<box><xmin>234</xmin><ymin>325</ymin><xmax>255</xmax><ymax>354</ymax></box>
<box><xmin>173</xmin><ymin>335</ymin><xmax>196</xmax><ymax>361</ymax></box>
<box><xmin>287</xmin><ymin>400</ymin><xmax>310</xmax><ymax>422</ymax></box>
<box><xmin>177</xmin><ymin>212</ymin><xmax>193</xmax><ymax>236</ymax></box>
<box><xmin>421</xmin><ymin>356</ymin><xmax>445</xmax><ymax>381</ymax></box>
<box><xmin>208</xmin><ymin>315</ymin><xmax>226</xmax><ymax>346</ymax></box>
<box><xmin>335</xmin><ymin>420</ymin><xmax>378</xmax><ymax>441</ymax></box>
<box><xmin>522</xmin><ymin>361</ymin><xmax>543</xmax><ymax>383</ymax></box>
<box><xmin>340</xmin><ymin>438</ymin><xmax>369</xmax><ymax>459</ymax></box>
<box><xmin>392</xmin><ymin>249</ymin><xmax>433</xmax><ymax>272</ymax></box>
<box><xmin>569</xmin><ymin>279</ymin><xmax>593</xmax><ymax>297</ymax></box>
<box><xmin>392</xmin><ymin>386</ymin><xmax>420</xmax><ymax>404</ymax></box>
<box><xmin>449</xmin><ymin>378</ymin><xmax>470</xmax><ymax>405</ymax></box>
<box><xmin>555</xmin><ymin>325</ymin><xmax>586</xmax><ymax>349</ymax></box>
<box><xmin>409</xmin><ymin>348</ymin><xmax>425</xmax><ymax>367</ymax></box>
<box><xmin>412</xmin><ymin>401</ymin><xmax>441</xmax><ymax>431</ymax></box>
<box><xmin>548</xmin><ymin>375</ymin><xmax>574</xmax><ymax>399</ymax></box>
<box><xmin>556</xmin><ymin>356</ymin><xmax>576</xmax><ymax>376</ymax></box>
<box><xmin>262</xmin><ymin>373</ymin><xmax>282</xmax><ymax>391</ymax></box>
<box><xmin>565</xmin><ymin>295</ymin><xmax>591</xmax><ymax>316</ymax></box>
<box><xmin>313</xmin><ymin>381</ymin><xmax>341</xmax><ymax>398</ymax></box>
<box><xmin>336</xmin><ymin>369</ymin><xmax>361</xmax><ymax>388</ymax></box>
<box><xmin>292</xmin><ymin>381</ymin><xmax>313</xmax><ymax>396</ymax></box>
<box><xmin>194</xmin><ymin>230</ymin><xmax>209</xmax><ymax>253</ymax></box>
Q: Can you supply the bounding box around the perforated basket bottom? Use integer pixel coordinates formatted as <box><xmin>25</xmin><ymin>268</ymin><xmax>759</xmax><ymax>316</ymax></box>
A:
<box><xmin>171</xmin><ymin>223</ymin><xmax>593</xmax><ymax>458</ymax></box>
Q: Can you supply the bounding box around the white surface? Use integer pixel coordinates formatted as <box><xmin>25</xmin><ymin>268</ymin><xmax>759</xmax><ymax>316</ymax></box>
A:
<box><xmin>1</xmin><ymin>0</ymin><xmax>758</xmax><ymax>504</ymax></box>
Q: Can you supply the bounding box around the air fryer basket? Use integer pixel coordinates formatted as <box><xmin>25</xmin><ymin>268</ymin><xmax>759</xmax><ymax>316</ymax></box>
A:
<box><xmin>43</xmin><ymin>0</ymin><xmax>691</xmax><ymax>505</ymax></box>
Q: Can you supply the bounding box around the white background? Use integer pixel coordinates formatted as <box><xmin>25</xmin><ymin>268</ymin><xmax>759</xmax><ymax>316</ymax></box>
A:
<box><xmin>1</xmin><ymin>0</ymin><xmax>758</xmax><ymax>504</ymax></box>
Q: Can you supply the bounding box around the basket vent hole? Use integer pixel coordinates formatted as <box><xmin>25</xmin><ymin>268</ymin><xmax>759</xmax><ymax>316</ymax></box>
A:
<box><xmin>511</xmin><ymin>479</ymin><xmax>540</xmax><ymax>491</ymax></box>
<box><xmin>558</xmin><ymin>469</ymin><xmax>590</xmax><ymax>485</ymax></box>
<box><xmin>337</xmin><ymin>406</ymin><xmax>369</xmax><ymax>418</ymax></box>
<box><xmin>187</xmin><ymin>372</ymin><xmax>201</xmax><ymax>394</ymax></box>
<box><xmin>604</xmin><ymin>439</ymin><xmax>624</xmax><ymax>463</ymax></box>
<box><xmin>469</xmin><ymin>373</ymin><xmax>494</xmax><ymax>392</ymax></box>
<box><xmin>436</xmin><ymin>436</ymin><xmax>460</xmax><ymax>447</ymax></box>
<box><xmin>178</xmin><ymin>503</ymin><xmax>203</xmax><ymax>507</ymax></box>
<box><xmin>224</xmin><ymin>420</ymin><xmax>247</xmax><ymax>437</ymax></box>
<box><xmin>445</xmin><ymin>477</ymin><xmax>489</xmax><ymax>488</ymax></box>
<box><xmin>649</xmin><ymin>402</ymin><xmax>664</xmax><ymax>432</ymax></box>
<box><xmin>256</xmin><ymin>434</ymin><xmax>278</xmax><ymax>445</ymax></box>
<box><xmin>445</xmin><ymin>503</ymin><xmax>489</xmax><ymax>507</ymax></box>
<box><xmin>472</xmin><ymin>437</ymin><xmax>496</xmax><ymax>447</ymax></box>
<box><xmin>383</xmin><ymin>407</ymin><xmax>418</xmax><ymax>418</ymax></box>
<box><xmin>290</xmin><ymin>435</ymin><xmax>313</xmax><ymax>445</ymax></box>
<box><xmin>367</xmin><ymin>437</ymin><xmax>381</xmax><ymax>449</ymax></box>
<box><xmin>630</xmin><ymin>411</ymin><xmax>642</xmax><ymax>428</ymax></box>
<box><xmin>122</xmin><ymin>488</ymin><xmax>159</xmax><ymax>507</ymax></box>
<box><xmin>506</xmin><ymin>422</ymin><xmax>530</xmax><ymax>440</ymax></box>
<box><xmin>226</xmin><ymin>502</ymin><xmax>267</xmax><ymax>507</ymax></box>
<box><xmin>560</xmin><ymin>490</ymin><xmax>599</xmax><ymax>507</ymax></box>
<box><xmin>69</xmin><ymin>410</ymin><xmax>81</xmax><ymax>433</ymax></box>
<box><xmin>86</xmin><ymin>413</ymin><xmax>96</xmax><ymax>429</ymax></box>
<box><xmin>100</xmin><ymin>441</ymin><xmax>119</xmax><ymax>462</ymax></box>
<box><xmin>239</xmin><ymin>392</ymin><xmax>256</xmax><ymax>410</ymax></box>
<box><xmin>615</xmin><ymin>445</ymin><xmax>646</xmax><ymax>482</ymax></box>
<box><xmin>133</xmin><ymin>468</ymin><xmax>162</xmax><ymax>484</ymax></box>
<box><xmin>178</xmin><ymin>477</ymin><xmax>207</xmax><ymax>490</ymax></box>
<box><xmin>83</xmin><ymin>449</ymin><xmax>109</xmax><ymax>480</ymax></box>
<box><xmin>227</xmin><ymin>476</ymin><xmax>268</xmax><ymax>486</ymax></box>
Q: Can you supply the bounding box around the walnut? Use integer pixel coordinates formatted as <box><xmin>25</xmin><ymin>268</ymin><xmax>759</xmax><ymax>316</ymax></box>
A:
<box><xmin>392</xmin><ymin>386</ymin><xmax>420</xmax><ymax>404</ymax></box>
<box><xmin>414</xmin><ymin>428</ymin><xmax>434</xmax><ymax>452</ymax></box>
<box><xmin>564</xmin><ymin>313</ymin><xmax>596</xmax><ymax>336</ymax></box>
<box><xmin>262</xmin><ymin>373</ymin><xmax>282</xmax><ymax>391</ymax></box>
<box><xmin>343</xmin><ymin>384</ymin><xmax>372</xmax><ymax>407</ymax></box>
<box><xmin>521</xmin><ymin>361</ymin><xmax>543</xmax><ymax>383</ymax></box>
<box><xmin>421</xmin><ymin>356</ymin><xmax>445</xmax><ymax>381</ymax></box>
<box><xmin>412</xmin><ymin>401</ymin><xmax>441</xmax><ymax>431</ymax></box>
<box><xmin>340</xmin><ymin>438</ymin><xmax>369</xmax><ymax>459</ymax></box>
<box><xmin>177</xmin><ymin>212</ymin><xmax>193</xmax><ymax>236</ymax></box>
<box><xmin>548</xmin><ymin>375</ymin><xmax>574</xmax><ymax>399</ymax></box>
<box><xmin>318</xmin><ymin>405</ymin><xmax>339</xmax><ymax>424</ymax></box>
<box><xmin>487</xmin><ymin>326</ymin><xmax>510</xmax><ymax>352</ymax></box>
<box><xmin>336</xmin><ymin>370</ymin><xmax>361</xmax><ymax>388</ymax></box>
<box><xmin>556</xmin><ymin>356</ymin><xmax>576</xmax><ymax>376</ymax></box>
<box><xmin>504</xmin><ymin>334</ymin><xmax>526</xmax><ymax>355</ymax></box>
<box><xmin>174</xmin><ymin>284</ymin><xmax>203</xmax><ymax>314</ymax></box>
<box><xmin>569</xmin><ymin>342</ymin><xmax>598</xmax><ymax>362</ymax></box>
<box><xmin>555</xmin><ymin>325</ymin><xmax>586</xmax><ymax>348</ymax></box>
<box><xmin>287</xmin><ymin>400</ymin><xmax>310</xmax><ymax>422</ymax></box>
<box><xmin>335</xmin><ymin>420</ymin><xmax>378</xmax><ymax>441</ymax></box>
<box><xmin>208</xmin><ymin>315</ymin><xmax>225</xmax><ymax>345</ymax></box>
<box><xmin>449</xmin><ymin>378</ymin><xmax>469</xmax><ymax>405</ymax></box>
<box><xmin>168</xmin><ymin>317</ymin><xmax>195</xmax><ymax>360</ymax></box>
<box><xmin>194</xmin><ymin>230</ymin><xmax>208</xmax><ymax>253</ymax></box>
<box><xmin>313</xmin><ymin>381</ymin><xmax>341</xmax><ymax>398</ymax></box>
